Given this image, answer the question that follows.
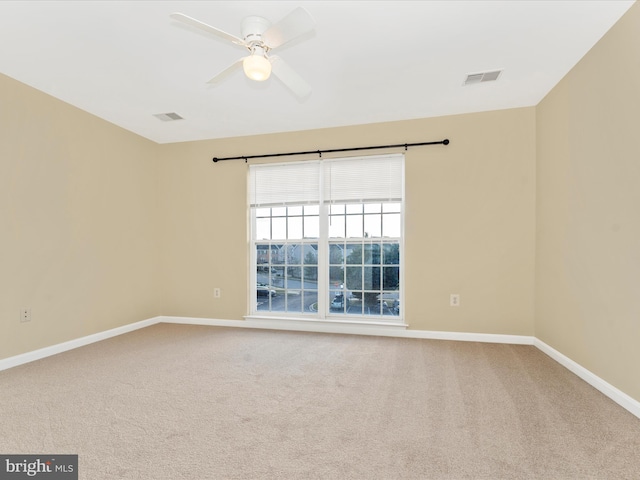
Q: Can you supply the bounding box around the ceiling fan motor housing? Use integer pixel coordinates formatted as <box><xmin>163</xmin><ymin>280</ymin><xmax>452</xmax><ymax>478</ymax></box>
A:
<box><xmin>241</xmin><ymin>16</ymin><xmax>271</xmax><ymax>44</ymax></box>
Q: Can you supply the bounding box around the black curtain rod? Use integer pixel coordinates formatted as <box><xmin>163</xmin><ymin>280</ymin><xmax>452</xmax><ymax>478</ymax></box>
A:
<box><xmin>212</xmin><ymin>138</ymin><xmax>449</xmax><ymax>163</ymax></box>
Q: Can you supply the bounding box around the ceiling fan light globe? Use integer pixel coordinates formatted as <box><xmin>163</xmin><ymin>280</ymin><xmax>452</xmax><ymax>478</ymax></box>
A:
<box><xmin>243</xmin><ymin>55</ymin><xmax>271</xmax><ymax>81</ymax></box>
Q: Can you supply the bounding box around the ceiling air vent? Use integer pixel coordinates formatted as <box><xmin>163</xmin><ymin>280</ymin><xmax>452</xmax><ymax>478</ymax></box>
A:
<box><xmin>153</xmin><ymin>112</ymin><xmax>184</xmax><ymax>121</ymax></box>
<box><xmin>463</xmin><ymin>70</ymin><xmax>502</xmax><ymax>85</ymax></box>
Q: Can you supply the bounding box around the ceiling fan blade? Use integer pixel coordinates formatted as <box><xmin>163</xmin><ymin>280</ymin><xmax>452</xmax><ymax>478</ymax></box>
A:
<box><xmin>170</xmin><ymin>13</ymin><xmax>245</xmax><ymax>46</ymax></box>
<box><xmin>206</xmin><ymin>57</ymin><xmax>245</xmax><ymax>84</ymax></box>
<box><xmin>270</xmin><ymin>56</ymin><xmax>311</xmax><ymax>99</ymax></box>
<box><xmin>262</xmin><ymin>7</ymin><xmax>315</xmax><ymax>49</ymax></box>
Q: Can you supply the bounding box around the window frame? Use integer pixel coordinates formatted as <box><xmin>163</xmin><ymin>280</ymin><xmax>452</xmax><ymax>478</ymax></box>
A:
<box><xmin>247</xmin><ymin>155</ymin><xmax>405</xmax><ymax>325</ymax></box>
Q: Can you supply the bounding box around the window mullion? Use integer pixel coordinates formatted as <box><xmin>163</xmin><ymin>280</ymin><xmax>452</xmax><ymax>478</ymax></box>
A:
<box><xmin>317</xmin><ymin>163</ymin><xmax>328</xmax><ymax>318</ymax></box>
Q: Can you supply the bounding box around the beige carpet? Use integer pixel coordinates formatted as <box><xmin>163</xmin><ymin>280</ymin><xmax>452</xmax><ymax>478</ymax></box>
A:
<box><xmin>1</xmin><ymin>323</ymin><xmax>639</xmax><ymax>479</ymax></box>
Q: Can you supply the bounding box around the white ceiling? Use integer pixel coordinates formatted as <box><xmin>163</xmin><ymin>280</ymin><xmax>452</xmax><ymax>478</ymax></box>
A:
<box><xmin>0</xmin><ymin>1</ymin><xmax>634</xmax><ymax>144</ymax></box>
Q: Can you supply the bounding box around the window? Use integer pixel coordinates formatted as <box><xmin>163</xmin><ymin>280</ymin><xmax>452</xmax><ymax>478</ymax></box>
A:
<box><xmin>249</xmin><ymin>154</ymin><xmax>403</xmax><ymax>323</ymax></box>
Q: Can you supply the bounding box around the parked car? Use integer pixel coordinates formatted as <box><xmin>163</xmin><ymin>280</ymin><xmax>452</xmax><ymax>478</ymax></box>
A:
<box><xmin>256</xmin><ymin>284</ymin><xmax>276</xmax><ymax>298</ymax></box>
<box><xmin>330</xmin><ymin>294</ymin><xmax>345</xmax><ymax>310</ymax></box>
<box><xmin>330</xmin><ymin>293</ymin><xmax>357</xmax><ymax>310</ymax></box>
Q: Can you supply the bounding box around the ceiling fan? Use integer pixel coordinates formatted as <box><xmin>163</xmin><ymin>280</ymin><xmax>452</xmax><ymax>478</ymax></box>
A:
<box><xmin>170</xmin><ymin>7</ymin><xmax>315</xmax><ymax>99</ymax></box>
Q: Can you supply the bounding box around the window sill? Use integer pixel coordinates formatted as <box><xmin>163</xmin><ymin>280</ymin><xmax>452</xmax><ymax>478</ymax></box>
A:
<box><xmin>244</xmin><ymin>314</ymin><xmax>408</xmax><ymax>332</ymax></box>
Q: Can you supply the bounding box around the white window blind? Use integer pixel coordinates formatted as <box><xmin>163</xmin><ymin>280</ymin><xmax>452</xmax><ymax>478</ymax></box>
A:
<box><xmin>249</xmin><ymin>154</ymin><xmax>404</xmax><ymax>206</ymax></box>
<box><xmin>249</xmin><ymin>161</ymin><xmax>321</xmax><ymax>207</ymax></box>
<box><xmin>323</xmin><ymin>154</ymin><xmax>404</xmax><ymax>203</ymax></box>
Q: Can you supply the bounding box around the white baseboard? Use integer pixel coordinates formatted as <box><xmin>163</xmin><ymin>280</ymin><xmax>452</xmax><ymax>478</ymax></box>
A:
<box><xmin>534</xmin><ymin>338</ymin><xmax>640</xmax><ymax>419</ymax></box>
<box><xmin>0</xmin><ymin>317</ymin><xmax>161</xmax><ymax>372</ymax></box>
<box><xmin>1</xmin><ymin>315</ymin><xmax>638</xmax><ymax>420</ymax></box>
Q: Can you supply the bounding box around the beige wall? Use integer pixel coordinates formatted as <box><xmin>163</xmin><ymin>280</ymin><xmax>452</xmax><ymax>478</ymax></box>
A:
<box><xmin>536</xmin><ymin>2</ymin><xmax>640</xmax><ymax>401</ymax></box>
<box><xmin>0</xmin><ymin>73</ymin><xmax>161</xmax><ymax>360</ymax></box>
<box><xmin>159</xmin><ymin>108</ymin><xmax>536</xmax><ymax>335</ymax></box>
<box><xmin>0</xmin><ymin>73</ymin><xmax>537</xmax><ymax>361</ymax></box>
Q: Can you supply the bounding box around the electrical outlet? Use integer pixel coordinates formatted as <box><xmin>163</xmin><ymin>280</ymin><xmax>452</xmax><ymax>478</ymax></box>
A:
<box><xmin>450</xmin><ymin>294</ymin><xmax>460</xmax><ymax>307</ymax></box>
<box><xmin>20</xmin><ymin>307</ymin><xmax>31</xmax><ymax>322</ymax></box>
<box><xmin>214</xmin><ymin>288</ymin><xmax>221</xmax><ymax>299</ymax></box>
